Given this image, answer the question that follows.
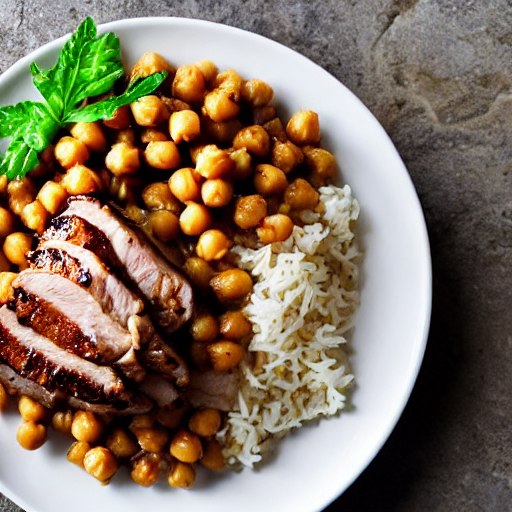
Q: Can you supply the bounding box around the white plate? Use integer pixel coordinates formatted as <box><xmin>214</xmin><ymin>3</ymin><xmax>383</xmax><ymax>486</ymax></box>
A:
<box><xmin>0</xmin><ymin>17</ymin><xmax>431</xmax><ymax>512</ymax></box>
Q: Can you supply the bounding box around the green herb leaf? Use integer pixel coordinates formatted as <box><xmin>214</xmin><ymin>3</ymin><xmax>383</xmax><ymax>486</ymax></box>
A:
<box><xmin>0</xmin><ymin>102</ymin><xmax>34</xmax><ymax>138</ymax></box>
<box><xmin>0</xmin><ymin>134</ymin><xmax>40</xmax><ymax>180</ymax></box>
<box><xmin>64</xmin><ymin>71</ymin><xmax>168</xmax><ymax>123</ymax></box>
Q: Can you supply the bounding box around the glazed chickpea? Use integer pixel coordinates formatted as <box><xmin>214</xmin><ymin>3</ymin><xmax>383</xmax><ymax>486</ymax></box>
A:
<box><xmin>142</xmin><ymin>182</ymin><xmax>180</xmax><ymax>213</ymax></box>
<box><xmin>183</xmin><ymin>257</ymin><xmax>215</xmax><ymax>289</ymax></box>
<box><xmin>286</xmin><ymin>110</ymin><xmax>321</xmax><ymax>146</ymax></box>
<box><xmin>8</xmin><ymin>178</ymin><xmax>36</xmax><ymax>216</ymax></box>
<box><xmin>156</xmin><ymin>402</ymin><xmax>189</xmax><ymax>429</ymax></box>
<box><xmin>133</xmin><ymin>427</ymin><xmax>170</xmax><ymax>453</ymax></box>
<box><xmin>195</xmin><ymin>144</ymin><xmax>234</xmax><ymax>179</ymax></box>
<box><xmin>3</xmin><ymin>232</ymin><xmax>32</xmax><ymax>270</ymax></box>
<box><xmin>190</xmin><ymin>312</ymin><xmax>219</xmax><ymax>343</ymax></box>
<box><xmin>20</xmin><ymin>200</ymin><xmax>48</xmax><ymax>235</ymax></box>
<box><xmin>149</xmin><ymin>210</ymin><xmax>180</xmax><ymax>242</ymax></box>
<box><xmin>168</xmin><ymin>168</ymin><xmax>201</xmax><ymax>203</ymax></box>
<box><xmin>169</xmin><ymin>110</ymin><xmax>201</xmax><ymax>143</ymax></box>
<box><xmin>131</xmin><ymin>455</ymin><xmax>160</xmax><ymax>487</ymax></box>
<box><xmin>106</xmin><ymin>428</ymin><xmax>138</xmax><ymax>459</ymax></box>
<box><xmin>70</xmin><ymin>122</ymin><xmax>107</xmax><ymax>153</ymax></box>
<box><xmin>202</xmin><ymin>117</ymin><xmax>244</xmax><ymax>144</ymax></box>
<box><xmin>201</xmin><ymin>179</ymin><xmax>233</xmax><ymax>208</ymax></box>
<box><xmin>188</xmin><ymin>408</ymin><xmax>222</xmax><ymax>438</ymax></box>
<box><xmin>17</xmin><ymin>421</ymin><xmax>47</xmax><ymax>450</ymax></box>
<box><xmin>284</xmin><ymin>178</ymin><xmax>320</xmax><ymax>210</ymax></box>
<box><xmin>37</xmin><ymin>181</ymin><xmax>68</xmax><ymax>215</ymax></box>
<box><xmin>194</xmin><ymin>59</ymin><xmax>218</xmax><ymax>85</ymax></box>
<box><xmin>0</xmin><ymin>383</ymin><xmax>8</xmax><ymax>412</ymax></box>
<box><xmin>256</xmin><ymin>214</ymin><xmax>294</xmax><ymax>244</ymax></box>
<box><xmin>179</xmin><ymin>203</ymin><xmax>212</xmax><ymax>236</ymax></box>
<box><xmin>196</xmin><ymin>229</ymin><xmax>232</xmax><ymax>261</ymax></box>
<box><xmin>172</xmin><ymin>64</ymin><xmax>206</xmax><ymax>104</ymax></box>
<box><xmin>140</xmin><ymin>127</ymin><xmax>168</xmax><ymax>143</ymax></box>
<box><xmin>170</xmin><ymin>429</ymin><xmax>203</xmax><ymax>463</ymax></box>
<box><xmin>233</xmin><ymin>195</ymin><xmax>267</xmax><ymax>229</ymax></box>
<box><xmin>200</xmin><ymin>439</ymin><xmax>225</xmax><ymax>471</ymax></box>
<box><xmin>241</xmin><ymin>79</ymin><xmax>274</xmax><ymax>106</ymax></box>
<box><xmin>103</xmin><ymin>105</ymin><xmax>131</xmax><ymax>130</ymax></box>
<box><xmin>214</xmin><ymin>69</ymin><xmax>243</xmax><ymax>101</ymax></box>
<box><xmin>168</xmin><ymin>461</ymin><xmax>196</xmax><ymax>489</ymax></box>
<box><xmin>219</xmin><ymin>310</ymin><xmax>252</xmax><ymax>340</ymax></box>
<box><xmin>254</xmin><ymin>164</ymin><xmax>288</xmax><ymax>197</ymax></box>
<box><xmin>18</xmin><ymin>396</ymin><xmax>47</xmax><ymax>422</ymax></box>
<box><xmin>130</xmin><ymin>95</ymin><xmax>169</xmax><ymax>126</ymax></box>
<box><xmin>210</xmin><ymin>269</ymin><xmax>253</xmax><ymax>302</ymax></box>
<box><xmin>203</xmin><ymin>89</ymin><xmax>240</xmax><ymax>122</ymax></box>
<box><xmin>54</xmin><ymin>136</ymin><xmax>90</xmax><ymax>169</ymax></box>
<box><xmin>67</xmin><ymin>441</ymin><xmax>91</xmax><ymax>468</ymax></box>
<box><xmin>271</xmin><ymin>140</ymin><xmax>304</xmax><ymax>174</ymax></box>
<box><xmin>83</xmin><ymin>446</ymin><xmax>119</xmax><ymax>483</ymax></box>
<box><xmin>0</xmin><ymin>272</ymin><xmax>17</xmax><ymax>304</ymax></box>
<box><xmin>253</xmin><ymin>105</ymin><xmax>277</xmax><ymax>125</ymax></box>
<box><xmin>263</xmin><ymin>117</ymin><xmax>287</xmax><ymax>142</ymax></box>
<box><xmin>130</xmin><ymin>413</ymin><xmax>156</xmax><ymax>430</ymax></box>
<box><xmin>0</xmin><ymin>207</ymin><xmax>15</xmax><ymax>239</ymax></box>
<box><xmin>208</xmin><ymin>340</ymin><xmax>245</xmax><ymax>372</ymax></box>
<box><xmin>0</xmin><ymin>175</ymin><xmax>7</xmax><ymax>195</ymax></box>
<box><xmin>144</xmin><ymin>141</ymin><xmax>181</xmax><ymax>169</ymax></box>
<box><xmin>233</xmin><ymin>125</ymin><xmax>270</xmax><ymax>158</ymax></box>
<box><xmin>228</xmin><ymin>147</ymin><xmax>253</xmax><ymax>180</ymax></box>
<box><xmin>61</xmin><ymin>164</ymin><xmax>102</xmax><ymax>196</ymax></box>
<box><xmin>51</xmin><ymin>410</ymin><xmax>74</xmax><ymax>435</ymax></box>
<box><xmin>303</xmin><ymin>146</ymin><xmax>336</xmax><ymax>181</ymax></box>
<box><xmin>0</xmin><ymin>251</ymin><xmax>10</xmax><ymax>272</ymax></box>
<box><xmin>71</xmin><ymin>410</ymin><xmax>104</xmax><ymax>444</ymax></box>
<box><xmin>130</xmin><ymin>51</ymin><xmax>173</xmax><ymax>81</ymax></box>
<box><xmin>116</xmin><ymin>128</ymin><xmax>137</xmax><ymax>144</ymax></box>
<box><xmin>105</xmin><ymin>142</ymin><xmax>140</xmax><ymax>177</ymax></box>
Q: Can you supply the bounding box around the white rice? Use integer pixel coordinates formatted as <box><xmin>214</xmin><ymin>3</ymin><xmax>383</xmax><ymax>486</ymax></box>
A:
<box><xmin>217</xmin><ymin>184</ymin><xmax>360</xmax><ymax>468</ymax></box>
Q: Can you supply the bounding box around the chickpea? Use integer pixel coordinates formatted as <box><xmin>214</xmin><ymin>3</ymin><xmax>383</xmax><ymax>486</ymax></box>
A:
<box><xmin>201</xmin><ymin>179</ymin><xmax>233</xmax><ymax>208</ymax></box>
<box><xmin>214</xmin><ymin>69</ymin><xmax>243</xmax><ymax>101</ymax></box>
<box><xmin>70</xmin><ymin>122</ymin><xmax>107</xmax><ymax>153</ymax></box>
<box><xmin>0</xmin><ymin>175</ymin><xmax>7</xmax><ymax>195</ymax></box>
<box><xmin>0</xmin><ymin>272</ymin><xmax>17</xmax><ymax>304</ymax></box>
<box><xmin>3</xmin><ymin>232</ymin><xmax>32</xmax><ymax>269</ymax></box>
<box><xmin>194</xmin><ymin>59</ymin><xmax>218</xmax><ymax>85</ymax></box>
<box><xmin>170</xmin><ymin>429</ymin><xmax>203</xmax><ymax>463</ymax></box>
<box><xmin>149</xmin><ymin>210</ymin><xmax>180</xmax><ymax>242</ymax></box>
<box><xmin>83</xmin><ymin>446</ymin><xmax>119</xmax><ymax>483</ymax></box>
<box><xmin>284</xmin><ymin>178</ymin><xmax>320</xmax><ymax>210</ymax></box>
<box><xmin>60</xmin><ymin>165</ymin><xmax>102</xmax><ymax>196</ymax></box>
<box><xmin>103</xmin><ymin>105</ymin><xmax>131</xmax><ymax>130</ymax></box>
<box><xmin>253</xmin><ymin>105</ymin><xmax>277</xmax><ymax>126</ymax></box>
<box><xmin>67</xmin><ymin>440</ymin><xmax>91</xmax><ymax>468</ymax></box>
<box><xmin>233</xmin><ymin>125</ymin><xmax>270</xmax><ymax>158</ymax></box>
<box><xmin>172</xmin><ymin>64</ymin><xmax>206</xmax><ymax>104</ymax></box>
<box><xmin>179</xmin><ymin>203</ymin><xmax>212</xmax><ymax>236</ymax></box>
<box><xmin>106</xmin><ymin>428</ymin><xmax>138</xmax><ymax>459</ymax></box>
<box><xmin>256</xmin><ymin>214</ymin><xmax>294</xmax><ymax>244</ymax></box>
<box><xmin>303</xmin><ymin>146</ymin><xmax>336</xmax><ymax>181</ymax></box>
<box><xmin>51</xmin><ymin>410</ymin><xmax>74</xmax><ymax>435</ymax></box>
<box><xmin>18</xmin><ymin>396</ymin><xmax>47</xmax><ymax>422</ymax></box>
<box><xmin>156</xmin><ymin>402</ymin><xmax>189</xmax><ymax>429</ymax></box>
<box><xmin>196</xmin><ymin>229</ymin><xmax>232</xmax><ymax>261</ymax></box>
<box><xmin>190</xmin><ymin>313</ymin><xmax>219</xmax><ymax>343</ymax></box>
<box><xmin>208</xmin><ymin>340</ymin><xmax>245</xmax><ymax>372</ymax></box>
<box><xmin>54</xmin><ymin>136</ymin><xmax>90</xmax><ymax>169</ymax></box>
<box><xmin>140</xmin><ymin>127</ymin><xmax>168</xmax><ymax>143</ymax></box>
<box><xmin>286</xmin><ymin>110</ymin><xmax>321</xmax><ymax>146</ymax></box>
<box><xmin>8</xmin><ymin>178</ymin><xmax>36</xmax><ymax>216</ymax></box>
<box><xmin>168</xmin><ymin>460</ymin><xmax>196</xmax><ymax>489</ymax></box>
<box><xmin>203</xmin><ymin>89</ymin><xmax>240</xmax><ymax>122</ymax></box>
<box><xmin>0</xmin><ymin>251</ymin><xmax>10</xmax><ymax>272</ymax></box>
<box><xmin>71</xmin><ymin>410</ymin><xmax>104</xmax><ymax>443</ymax></box>
<box><xmin>183</xmin><ymin>257</ymin><xmax>215</xmax><ymax>289</ymax></box>
<box><xmin>201</xmin><ymin>439</ymin><xmax>225</xmax><ymax>471</ymax></box>
<box><xmin>202</xmin><ymin>117</ymin><xmax>243</xmax><ymax>144</ymax></box>
<box><xmin>228</xmin><ymin>147</ymin><xmax>253</xmax><ymax>180</ymax></box>
<box><xmin>105</xmin><ymin>142</ymin><xmax>140</xmax><ymax>177</ymax></box>
<box><xmin>131</xmin><ymin>455</ymin><xmax>160</xmax><ymax>487</ymax></box>
<box><xmin>142</xmin><ymin>182</ymin><xmax>180</xmax><ymax>213</ymax></box>
<box><xmin>17</xmin><ymin>421</ymin><xmax>47</xmax><ymax>450</ymax></box>
<box><xmin>130</xmin><ymin>51</ymin><xmax>173</xmax><ymax>81</ymax></box>
<box><xmin>188</xmin><ymin>408</ymin><xmax>222</xmax><ymax>438</ymax></box>
<box><xmin>254</xmin><ymin>164</ymin><xmax>288</xmax><ymax>197</ymax></box>
<box><xmin>189</xmin><ymin>340</ymin><xmax>210</xmax><ymax>369</ymax></box>
<box><xmin>0</xmin><ymin>383</ymin><xmax>8</xmax><ymax>412</ymax></box>
<box><xmin>144</xmin><ymin>141</ymin><xmax>181</xmax><ymax>170</ymax></box>
<box><xmin>195</xmin><ymin>144</ymin><xmax>234</xmax><ymax>179</ymax></box>
<box><xmin>210</xmin><ymin>269</ymin><xmax>253</xmax><ymax>302</ymax></box>
<box><xmin>233</xmin><ymin>195</ymin><xmax>267</xmax><ymax>229</ymax></box>
<box><xmin>116</xmin><ymin>128</ymin><xmax>137</xmax><ymax>144</ymax></box>
<box><xmin>271</xmin><ymin>140</ymin><xmax>304</xmax><ymax>174</ymax></box>
<box><xmin>129</xmin><ymin>414</ymin><xmax>155</xmax><ymax>431</ymax></box>
<box><xmin>263</xmin><ymin>117</ymin><xmax>287</xmax><ymax>142</ymax></box>
<box><xmin>132</xmin><ymin>427</ymin><xmax>170</xmax><ymax>453</ymax></box>
<box><xmin>241</xmin><ymin>79</ymin><xmax>274</xmax><ymax>107</ymax></box>
<box><xmin>219</xmin><ymin>310</ymin><xmax>252</xmax><ymax>340</ymax></box>
<box><xmin>20</xmin><ymin>200</ymin><xmax>48</xmax><ymax>235</ymax></box>
<box><xmin>130</xmin><ymin>95</ymin><xmax>169</xmax><ymax>126</ymax></box>
<box><xmin>0</xmin><ymin>207</ymin><xmax>15</xmax><ymax>239</ymax></box>
<box><xmin>169</xmin><ymin>110</ymin><xmax>201</xmax><ymax>143</ymax></box>
<box><xmin>37</xmin><ymin>181</ymin><xmax>68</xmax><ymax>215</ymax></box>
<box><xmin>168</xmin><ymin>168</ymin><xmax>201</xmax><ymax>203</ymax></box>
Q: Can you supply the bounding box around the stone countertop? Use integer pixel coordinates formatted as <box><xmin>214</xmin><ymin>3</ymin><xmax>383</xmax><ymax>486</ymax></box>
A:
<box><xmin>0</xmin><ymin>1</ymin><xmax>511</xmax><ymax>511</ymax></box>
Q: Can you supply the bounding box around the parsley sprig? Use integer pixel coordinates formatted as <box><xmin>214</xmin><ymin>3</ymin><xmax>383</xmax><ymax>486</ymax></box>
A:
<box><xmin>0</xmin><ymin>18</ymin><xmax>167</xmax><ymax>180</ymax></box>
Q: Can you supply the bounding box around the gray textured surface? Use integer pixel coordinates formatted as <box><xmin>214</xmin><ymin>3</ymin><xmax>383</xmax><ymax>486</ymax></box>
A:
<box><xmin>0</xmin><ymin>1</ymin><xmax>511</xmax><ymax>511</ymax></box>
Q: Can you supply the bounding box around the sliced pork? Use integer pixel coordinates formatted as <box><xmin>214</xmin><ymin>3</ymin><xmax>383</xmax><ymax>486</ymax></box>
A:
<box><xmin>186</xmin><ymin>370</ymin><xmax>240</xmax><ymax>412</ymax></box>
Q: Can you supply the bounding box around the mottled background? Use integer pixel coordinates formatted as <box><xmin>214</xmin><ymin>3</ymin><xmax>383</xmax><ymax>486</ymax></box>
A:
<box><xmin>1</xmin><ymin>1</ymin><xmax>511</xmax><ymax>511</ymax></box>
